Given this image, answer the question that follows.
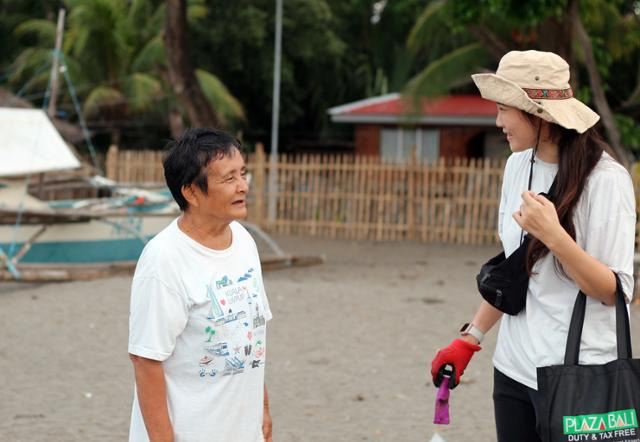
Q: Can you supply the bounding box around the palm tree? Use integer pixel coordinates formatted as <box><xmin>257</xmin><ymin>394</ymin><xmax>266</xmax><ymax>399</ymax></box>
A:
<box><xmin>204</xmin><ymin>326</ymin><xmax>216</xmax><ymax>342</ymax></box>
<box><xmin>10</xmin><ymin>0</ymin><xmax>245</xmax><ymax>144</ymax></box>
<box><xmin>404</xmin><ymin>0</ymin><xmax>640</xmax><ymax>162</ymax></box>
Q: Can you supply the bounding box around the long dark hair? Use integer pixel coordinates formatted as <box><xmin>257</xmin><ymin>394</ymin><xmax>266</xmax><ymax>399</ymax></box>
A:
<box><xmin>523</xmin><ymin>114</ymin><xmax>612</xmax><ymax>274</ymax></box>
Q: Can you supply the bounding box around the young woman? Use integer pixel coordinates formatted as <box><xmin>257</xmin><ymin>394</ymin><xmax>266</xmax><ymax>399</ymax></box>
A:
<box><xmin>431</xmin><ymin>50</ymin><xmax>636</xmax><ymax>441</ymax></box>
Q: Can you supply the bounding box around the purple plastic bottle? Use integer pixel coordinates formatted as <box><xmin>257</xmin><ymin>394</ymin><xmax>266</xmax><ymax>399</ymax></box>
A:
<box><xmin>433</xmin><ymin>374</ymin><xmax>450</xmax><ymax>425</ymax></box>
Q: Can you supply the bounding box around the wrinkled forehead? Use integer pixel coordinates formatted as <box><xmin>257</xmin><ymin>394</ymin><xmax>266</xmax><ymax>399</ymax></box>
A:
<box><xmin>203</xmin><ymin>147</ymin><xmax>245</xmax><ymax>177</ymax></box>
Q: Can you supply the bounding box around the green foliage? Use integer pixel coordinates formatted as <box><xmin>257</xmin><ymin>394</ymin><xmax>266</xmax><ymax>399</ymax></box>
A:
<box><xmin>84</xmin><ymin>86</ymin><xmax>125</xmax><ymax>116</ymax></box>
<box><xmin>406</xmin><ymin>0</ymin><xmax>640</xmax><ymax>156</ymax></box>
<box><xmin>444</xmin><ymin>0</ymin><xmax>568</xmax><ymax>27</ymax></box>
<box><xmin>2</xmin><ymin>0</ymin><xmax>637</xmax><ymax>153</ymax></box>
<box><xmin>123</xmin><ymin>73</ymin><xmax>163</xmax><ymax>113</ymax></box>
<box><xmin>576</xmin><ymin>0</ymin><xmax>640</xmax><ymax>110</ymax></box>
<box><xmin>0</xmin><ymin>0</ymin><xmax>63</xmax><ymax>76</ymax></box>
<box><xmin>195</xmin><ymin>69</ymin><xmax>245</xmax><ymax>126</ymax></box>
<box><xmin>616</xmin><ymin>114</ymin><xmax>640</xmax><ymax>152</ymax></box>
<box><xmin>6</xmin><ymin>0</ymin><xmax>244</xmax><ymax>145</ymax></box>
<box><xmin>406</xmin><ymin>1</ymin><xmax>448</xmax><ymax>51</ymax></box>
<box><xmin>14</xmin><ymin>19</ymin><xmax>56</xmax><ymax>45</ymax></box>
<box><xmin>190</xmin><ymin>0</ymin><xmax>349</xmax><ymax>139</ymax></box>
<box><xmin>404</xmin><ymin>43</ymin><xmax>489</xmax><ymax>99</ymax></box>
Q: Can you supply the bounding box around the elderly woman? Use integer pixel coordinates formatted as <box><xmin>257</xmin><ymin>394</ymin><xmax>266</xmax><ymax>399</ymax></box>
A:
<box><xmin>128</xmin><ymin>128</ymin><xmax>273</xmax><ymax>442</ymax></box>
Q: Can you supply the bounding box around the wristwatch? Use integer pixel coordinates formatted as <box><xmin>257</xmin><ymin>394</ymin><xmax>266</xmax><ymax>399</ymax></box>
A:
<box><xmin>460</xmin><ymin>322</ymin><xmax>484</xmax><ymax>344</ymax></box>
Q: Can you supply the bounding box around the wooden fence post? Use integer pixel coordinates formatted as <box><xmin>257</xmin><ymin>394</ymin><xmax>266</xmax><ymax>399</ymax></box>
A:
<box><xmin>407</xmin><ymin>149</ymin><xmax>417</xmax><ymax>240</ymax></box>
<box><xmin>106</xmin><ymin>144</ymin><xmax>119</xmax><ymax>181</ymax></box>
<box><xmin>253</xmin><ymin>142</ymin><xmax>266</xmax><ymax>227</ymax></box>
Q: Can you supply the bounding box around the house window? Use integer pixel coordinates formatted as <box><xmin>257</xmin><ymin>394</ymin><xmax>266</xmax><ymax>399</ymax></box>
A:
<box><xmin>380</xmin><ymin>127</ymin><xmax>440</xmax><ymax>162</ymax></box>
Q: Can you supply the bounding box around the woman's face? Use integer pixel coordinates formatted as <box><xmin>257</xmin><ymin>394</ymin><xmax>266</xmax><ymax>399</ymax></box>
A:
<box><xmin>495</xmin><ymin>104</ymin><xmax>537</xmax><ymax>152</ymax></box>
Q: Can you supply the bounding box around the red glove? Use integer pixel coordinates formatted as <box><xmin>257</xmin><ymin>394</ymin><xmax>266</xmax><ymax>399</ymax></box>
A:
<box><xmin>431</xmin><ymin>338</ymin><xmax>481</xmax><ymax>388</ymax></box>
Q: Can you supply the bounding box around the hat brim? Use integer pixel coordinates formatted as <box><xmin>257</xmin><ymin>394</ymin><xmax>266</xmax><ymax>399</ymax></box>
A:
<box><xmin>471</xmin><ymin>73</ymin><xmax>600</xmax><ymax>133</ymax></box>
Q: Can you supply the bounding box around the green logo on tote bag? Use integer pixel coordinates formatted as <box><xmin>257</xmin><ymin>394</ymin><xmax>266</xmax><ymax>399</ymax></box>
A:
<box><xmin>563</xmin><ymin>409</ymin><xmax>638</xmax><ymax>435</ymax></box>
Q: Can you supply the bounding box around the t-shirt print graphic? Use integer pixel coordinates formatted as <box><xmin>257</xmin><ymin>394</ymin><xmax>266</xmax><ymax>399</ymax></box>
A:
<box><xmin>199</xmin><ymin>268</ymin><xmax>266</xmax><ymax>379</ymax></box>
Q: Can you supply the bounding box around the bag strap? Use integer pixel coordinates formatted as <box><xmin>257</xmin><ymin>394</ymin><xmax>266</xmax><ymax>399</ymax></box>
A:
<box><xmin>546</xmin><ymin>179</ymin><xmax>557</xmax><ymax>202</ymax></box>
<box><xmin>564</xmin><ymin>273</ymin><xmax>632</xmax><ymax>365</ymax></box>
<box><xmin>520</xmin><ymin>149</ymin><xmax>557</xmax><ymax>244</ymax></box>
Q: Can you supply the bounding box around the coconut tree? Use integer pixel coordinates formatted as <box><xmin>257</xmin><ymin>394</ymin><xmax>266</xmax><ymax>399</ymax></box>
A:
<box><xmin>10</xmin><ymin>0</ymin><xmax>244</xmax><ymax>144</ymax></box>
<box><xmin>204</xmin><ymin>326</ymin><xmax>216</xmax><ymax>342</ymax></box>
<box><xmin>405</xmin><ymin>0</ymin><xmax>640</xmax><ymax>162</ymax></box>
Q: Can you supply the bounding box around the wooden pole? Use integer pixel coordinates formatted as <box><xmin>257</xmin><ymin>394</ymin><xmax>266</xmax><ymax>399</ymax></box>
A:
<box><xmin>106</xmin><ymin>144</ymin><xmax>119</xmax><ymax>181</ymax></box>
<box><xmin>47</xmin><ymin>8</ymin><xmax>66</xmax><ymax>118</ymax></box>
<box><xmin>253</xmin><ymin>143</ymin><xmax>266</xmax><ymax>227</ymax></box>
<box><xmin>407</xmin><ymin>149</ymin><xmax>416</xmax><ymax>240</ymax></box>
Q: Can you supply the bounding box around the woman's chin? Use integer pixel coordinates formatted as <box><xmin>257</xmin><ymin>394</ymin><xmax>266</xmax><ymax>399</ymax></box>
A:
<box><xmin>508</xmin><ymin>143</ymin><xmax>528</xmax><ymax>153</ymax></box>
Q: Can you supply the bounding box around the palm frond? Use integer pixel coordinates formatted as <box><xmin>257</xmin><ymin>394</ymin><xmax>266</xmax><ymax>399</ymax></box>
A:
<box><xmin>404</xmin><ymin>43</ymin><xmax>489</xmax><ymax>99</ymax></box>
<box><xmin>68</xmin><ymin>0</ymin><xmax>127</xmax><ymax>62</ymax></box>
<box><xmin>128</xmin><ymin>0</ymin><xmax>153</xmax><ymax>26</ymax></box>
<box><xmin>124</xmin><ymin>73</ymin><xmax>163</xmax><ymax>113</ymax></box>
<box><xmin>147</xmin><ymin>3</ymin><xmax>167</xmax><ymax>36</ymax></box>
<box><xmin>195</xmin><ymin>69</ymin><xmax>245</xmax><ymax>126</ymax></box>
<box><xmin>83</xmin><ymin>85</ymin><xmax>125</xmax><ymax>116</ymax></box>
<box><xmin>406</xmin><ymin>0</ymin><xmax>446</xmax><ymax>51</ymax></box>
<box><xmin>130</xmin><ymin>34</ymin><xmax>165</xmax><ymax>73</ymax></box>
<box><xmin>13</xmin><ymin>19</ymin><xmax>56</xmax><ymax>46</ymax></box>
<box><xmin>187</xmin><ymin>0</ymin><xmax>209</xmax><ymax>23</ymax></box>
<box><xmin>9</xmin><ymin>48</ymin><xmax>52</xmax><ymax>86</ymax></box>
<box><xmin>582</xmin><ymin>0</ymin><xmax>638</xmax><ymax>59</ymax></box>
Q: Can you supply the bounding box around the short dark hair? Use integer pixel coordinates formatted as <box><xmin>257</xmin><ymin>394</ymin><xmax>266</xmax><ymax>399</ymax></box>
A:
<box><xmin>163</xmin><ymin>128</ymin><xmax>242</xmax><ymax>211</ymax></box>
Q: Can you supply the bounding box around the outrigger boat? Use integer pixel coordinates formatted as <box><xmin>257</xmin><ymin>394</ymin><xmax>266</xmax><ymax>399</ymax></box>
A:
<box><xmin>0</xmin><ymin>107</ymin><xmax>323</xmax><ymax>282</ymax></box>
<box><xmin>0</xmin><ymin>107</ymin><xmax>180</xmax><ymax>280</ymax></box>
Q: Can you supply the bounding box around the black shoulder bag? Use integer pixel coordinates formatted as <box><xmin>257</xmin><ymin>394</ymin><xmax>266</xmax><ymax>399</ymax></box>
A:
<box><xmin>537</xmin><ymin>275</ymin><xmax>640</xmax><ymax>442</ymax></box>
<box><xmin>476</xmin><ymin>149</ymin><xmax>557</xmax><ymax>315</ymax></box>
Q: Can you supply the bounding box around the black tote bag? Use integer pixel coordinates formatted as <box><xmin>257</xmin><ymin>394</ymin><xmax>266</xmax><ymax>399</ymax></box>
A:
<box><xmin>537</xmin><ymin>275</ymin><xmax>640</xmax><ymax>442</ymax></box>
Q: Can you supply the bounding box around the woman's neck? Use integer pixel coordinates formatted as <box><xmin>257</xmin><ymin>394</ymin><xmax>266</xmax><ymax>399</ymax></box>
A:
<box><xmin>178</xmin><ymin>212</ymin><xmax>231</xmax><ymax>250</ymax></box>
<box><xmin>535</xmin><ymin>139</ymin><xmax>559</xmax><ymax>164</ymax></box>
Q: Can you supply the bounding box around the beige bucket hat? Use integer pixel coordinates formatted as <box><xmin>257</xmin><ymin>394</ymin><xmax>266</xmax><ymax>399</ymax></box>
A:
<box><xmin>472</xmin><ymin>50</ymin><xmax>600</xmax><ymax>133</ymax></box>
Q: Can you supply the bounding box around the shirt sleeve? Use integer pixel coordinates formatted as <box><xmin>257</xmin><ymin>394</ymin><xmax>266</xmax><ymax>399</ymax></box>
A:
<box><xmin>581</xmin><ymin>164</ymin><xmax>636</xmax><ymax>303</ymax></box>
<box><xmin>128</xmin><ymin>276</ymin><xmax>190</xmax><ymax>360</ymax></box>
<box><xmin>257</xmin><ymin>270</ymin><xmax>273</xmax><ymax>322</ymax></box>
<box><xmin>498</xmin><ymin>154</ymin><xmax>514</xmax><ymax>241</ymax></box>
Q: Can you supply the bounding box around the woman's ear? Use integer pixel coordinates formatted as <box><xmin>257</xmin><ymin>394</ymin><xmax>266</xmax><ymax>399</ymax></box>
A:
<box><xmin>540</xmin><ymin>122</ymin><xmax>559</xmax><ymax>147</ymax></box>
<box><xmin>181</xmin><ymin>184</ymin><xmax>199</xmax><ymax>209</ymax></box>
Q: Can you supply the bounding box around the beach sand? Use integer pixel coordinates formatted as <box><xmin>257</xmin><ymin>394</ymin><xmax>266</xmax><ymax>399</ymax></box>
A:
<box><xmin>1</xmin><ymin>235</ymin><xmax>638</xmax><ymax>441</ymax></box>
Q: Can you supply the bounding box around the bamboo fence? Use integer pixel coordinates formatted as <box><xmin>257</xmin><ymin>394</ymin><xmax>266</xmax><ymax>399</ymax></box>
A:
<box><xmin>105</xmin><ymin>144</ymin><xmax>505</xmax><ymax>245</ymax></box>
<box><xmin>104</xmin><ymin>144</ymin><xmax>640</xmax><ymax>246</ymax></box>
<box><xmin>105</xmin><ymin>145</ymin><xmax>165</xmax><ymax>184</ymax></box>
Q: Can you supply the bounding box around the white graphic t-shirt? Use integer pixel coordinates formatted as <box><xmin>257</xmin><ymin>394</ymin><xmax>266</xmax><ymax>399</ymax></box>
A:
<box><xmin>493</xmin><ymin>150</ymin><xmax>635</xmax><ymax>390</ymax></box>
<box><xmin>128</xmin><ymin>219</ymin><xmax>272</xmax><ymax>442</ymax></box>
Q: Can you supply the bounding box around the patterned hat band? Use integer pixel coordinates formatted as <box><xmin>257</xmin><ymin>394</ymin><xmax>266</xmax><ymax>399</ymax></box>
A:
<box><xmin>522</xmin><ymin>87</ymin><xmax>573</xmax><ymax>100</ymax></box>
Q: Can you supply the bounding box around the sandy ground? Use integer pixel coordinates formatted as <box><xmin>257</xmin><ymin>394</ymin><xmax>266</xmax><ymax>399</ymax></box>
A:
<box><xmin>1</xmin><ymin>235</ymin><xmax>639</xmax><ymax>442</ymax></box>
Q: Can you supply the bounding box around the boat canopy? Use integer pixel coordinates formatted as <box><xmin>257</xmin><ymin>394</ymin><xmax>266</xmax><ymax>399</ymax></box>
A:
<box><xmin>0</xmin><ymin>107</ymin><xmax>81</xmax><ymax>177</ymax></box>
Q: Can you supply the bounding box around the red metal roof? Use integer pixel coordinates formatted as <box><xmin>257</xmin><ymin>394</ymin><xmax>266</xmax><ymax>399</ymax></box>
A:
<box><xmin>328</xmin><ymin>93</ymin><xmax>497</xmax><ymax>126</ymax></box>
<box><xmin>341</xmin><ymin>94</ymin><xmax>496</xmax><ymax>116</ymax></box>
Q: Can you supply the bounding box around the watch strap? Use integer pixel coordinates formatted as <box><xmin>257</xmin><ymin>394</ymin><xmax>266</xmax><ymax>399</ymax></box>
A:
<box><xmin>460</xmin><ymin>323</ymin><xmax>484</xmax><ymax>344</ymax></box>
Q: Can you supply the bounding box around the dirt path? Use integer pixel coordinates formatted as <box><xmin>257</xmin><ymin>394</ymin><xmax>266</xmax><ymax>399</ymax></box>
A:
<box><xmin>0</xmin><ymin>235</ymin><xmax>638</xmax><ymax>441</ymax></box>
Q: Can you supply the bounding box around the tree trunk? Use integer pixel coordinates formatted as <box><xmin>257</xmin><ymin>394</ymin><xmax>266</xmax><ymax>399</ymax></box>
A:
<box><xmin>538</xmin><ymin>0</ymin><xmax>577</xmax><ymax>62</ymax></box>
<box><xmin>164</xmin><ymin>0</ymin><xmax>219</xmax><ymax>128</ymax></box>
<box><xmin>110</xmin><ymin>127</ymin><xmax>121</xmax><ymax>147</ymax></box>
<box><xmin>168</xmin><ymin>109</ymin><xmax>184</xmax><ymax>138</ymax></box>
<box><xmin>574</xmin><ymin>14</ymin><xmax>629</xmax><ymax>165</ymax></box>
<box><xmin>467</xmin><ymin>26</ymin><xmax>508</xmax><ymax>62</ymax></box>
